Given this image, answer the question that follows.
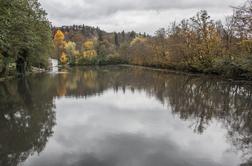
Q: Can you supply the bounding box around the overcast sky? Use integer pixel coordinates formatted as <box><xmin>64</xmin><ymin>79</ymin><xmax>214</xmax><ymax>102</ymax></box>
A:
<box><xmin>39</xmin><ymin>0</ymin><xmax>245</xmax><ymax>34</ymax></box>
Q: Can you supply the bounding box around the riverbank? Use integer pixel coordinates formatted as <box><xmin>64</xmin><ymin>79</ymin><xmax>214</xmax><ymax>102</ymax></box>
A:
<box><xmin>1</xmin><ymin>61</ymin><xmax>251</xmax><ymax>84</ymax></box>
<box><xmin>0</xmin><ymin>67</ymin><xmax>48</xmax><ymax>82</ymax></box>
<box><xmin>68</xmin><ymin>60</ymin><xmax>252</xmax><ymax>83</ymax></box>
<box><xmin>118</xmin><ymin>64</ymin><xmax>252</xmax><ymax>84</ymax></box>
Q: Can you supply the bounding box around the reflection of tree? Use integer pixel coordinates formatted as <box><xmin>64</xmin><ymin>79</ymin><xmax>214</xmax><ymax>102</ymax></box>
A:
<box><xmin>51</xmin><ymin>66</ymin><xmax>252</xmax><ymax>165</ymax></box>
<box><xmin>165</xmin><ymin>77</ymin><xmax>252</xmax><ymax>164</ymax></box>
<box><xmin>0</xmin><ymin>77</ymin><xmax>56</xmax><ymax>166</ymax></box>
<box><xmin>1</xmin><ymin>66</ymin><xmax>251</xmax><ymax>165</ymax></box>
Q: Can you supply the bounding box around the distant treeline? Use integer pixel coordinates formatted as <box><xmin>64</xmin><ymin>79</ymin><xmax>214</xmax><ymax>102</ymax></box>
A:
<box><xmin>52</xmin><ymin>24</ymin><xmax>149</xmax><ymax>65</ymax></box>
<box><xmin>54</xmin><ymin>0</ymin><xmax>252</xmax><ymax>79</ymax></box>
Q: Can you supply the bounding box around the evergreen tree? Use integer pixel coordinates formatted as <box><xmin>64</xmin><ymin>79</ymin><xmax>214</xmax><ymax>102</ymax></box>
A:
<box><xmin>122</xmin><ymin>30</ymin><xmax>125</xmax><ymax>41</ymax></box>
<box><xmin>98</xmin><ymin>30</ymin><xmax>103</xmax><ymax>42</ymax></box>
<box><xmin>114</xmin><ymin>33</ymin><xmax>120</xmax><ymax>48</ymax></box>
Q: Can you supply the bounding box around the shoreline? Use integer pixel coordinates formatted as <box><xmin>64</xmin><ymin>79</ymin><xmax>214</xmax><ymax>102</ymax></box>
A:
<box><xmin>118</xmin><ymin>64</ymin><xmax>252</xmax><ymax>84</ymax></box>
<box><xmin>0</xmin><ymin>67</ymin><xmax>48</xmax><ymax>82</ymax></box>
<box><xmin>1</xmin><ymin>63</ymin><xmax>252</xmax><ymax>84</ymax></box>
<box><xmin>70</xmin><ymin>63</ymin><xmax>252</xmax><ymax>84</ymax></box>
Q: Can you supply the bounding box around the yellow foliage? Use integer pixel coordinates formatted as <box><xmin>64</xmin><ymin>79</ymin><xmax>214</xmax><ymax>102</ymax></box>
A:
<box><xmin>63</xmin><ymin>41</ymin><xmax>68</xmax><ymax>47</ymax></box>
<box><xmin>83</xmin><ymin>40</ymin><xmax>95</xmax><ymax>50</ymax></box>
<box><xmin>82</xmin><ymin>40</ymin><xmax>97</xmax><ymax>59</ymax></box>
<box><xmin>60</xmin><ymin>52</ymin><xmax>68</xmax><ymax>64</ymax></box>
<box><xmin>65</xmin><ymin>41</ymin><xmax>79</xmax><ymax>57</ymax></box>
<box><xmin>83</xmin><ymin>50</ymin><xmax>97</xmax><ymax>59</ymax></box>
<box><xmin>130</xmin><ymin>37</ymin><xmax>147</xmax><ymax>46</ymax></box>
<box><xmin>54</xmin><ymin>30</ymin><xmax>65</xmax><ymax>42</ymax></box>
<box><xmin>65</xmin><ymin>41</ymin><xmax>75</xmax><ymax>48</ymax></box>
<box><xmin>54</xmin><ymin>30</ymin><xmax>65</xmax><ymax>59</ymax></box>
<box><xmin>73</xmin><ymin>50</ymin><xmax>80</xmax><ymax>57</ymax></box>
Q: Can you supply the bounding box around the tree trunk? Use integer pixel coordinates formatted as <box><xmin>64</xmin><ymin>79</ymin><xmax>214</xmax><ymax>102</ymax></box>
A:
<box><xmin>16</xmin><ymin>49</ymin><xmax>28</xmax><ymax>76</ymax></box>
<box><xmin>16</xmin><ymin>56</ymin><xmax>26</xmax><ymax>76</ymax></box>
<box><xmin>0</xmin><ymin>51</ymin><xmax>9</xmax><ymax>77</ymax></box>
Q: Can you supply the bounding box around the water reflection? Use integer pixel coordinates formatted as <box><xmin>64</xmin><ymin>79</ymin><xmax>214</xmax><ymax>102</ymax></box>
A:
<box><xmin>0</xmin><ymin>66</ymin><xmax>252</xmax><ymax>166</ymax></box>
<box><xmin>0</xmin><ymin>77</ymin><xmax>56</xmax><ymax>166</ymax></box>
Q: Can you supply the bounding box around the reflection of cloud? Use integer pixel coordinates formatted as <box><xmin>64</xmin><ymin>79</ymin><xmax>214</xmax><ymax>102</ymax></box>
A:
<box><xmin>39</xmin><ymin>0</ymin><xmax>244</xmax><ymax>33</ymax></box>
<box><xmin>23</xmin><ymin>89</ymin><xmax>241</xmax><ymax>166</ymax></box>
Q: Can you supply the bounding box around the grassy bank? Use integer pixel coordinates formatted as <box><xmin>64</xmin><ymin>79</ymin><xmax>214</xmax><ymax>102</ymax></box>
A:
<box><xmin>67</xmin><ymin>55</ymin><xmax>252</xmax><ymax>81</ymax></box>
<box><xmin>70</xmin><ymin>56</ymin><xmax>127</xmax><ymax>66</ymax></box>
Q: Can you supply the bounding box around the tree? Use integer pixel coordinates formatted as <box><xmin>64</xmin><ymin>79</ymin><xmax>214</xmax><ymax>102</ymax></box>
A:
<box><xmin>83</xmin><ymin>40</ymin><xmax>97</xmax><ymax>59</ymax></box>
<box><xmin>186</xmin><ymin>10</ymin><xmax>222</xmax><ymax>70</ymax></box>
<box><xmin>122</xmin><ymin>30</ymin><xmax>126</xmax><ymax>41</ymax></box>
<box><xmin>53</xmin><ymin>30</ymin><xmax>65</xmax><ymax>59</ymax></box>
<box><xmin>54</xmin><ymin>30</ymin><xmax>65</xmax><ymax>44</ymax></box>
<box><xmin>130</xmin><ymin>31</ymin><xmax>136</xmax><ymax>39</ymax></box>
<box><xmin>65</xmin><ymin>41</ymin><xmax>79</xmax><ymax>64</ymax></box>
<box><xmin>128</xmin><ymin>37</ymin><xmax>153</xmax><ymax>65</ymax></box>
<box><xmin>114</xmin><ymin>33</ymin><xmax>120</xmax><ymax>48</ymax></box>
<box><xmin>232</xmin><ymin>0</ymin><xmax>252</xmax><ymax>39</ymax></box>
<box><xmin>0</xmin><ymin>0</ymin><xmax>53</xmax><ymax>76</ymax></box>
<box><xmin>60</xmin><ymin>52</ymin><xmax>68</xmax><ymax>64</ymax></box>
<box><xmin>98</xmin><ymin>30</ymin><xmax>103</xmax><ymax>41</ymax></box>
<box><xmin>152</xmin><ymin>28</ymin><xmax>170</xmax><ymax>66</ymax></box>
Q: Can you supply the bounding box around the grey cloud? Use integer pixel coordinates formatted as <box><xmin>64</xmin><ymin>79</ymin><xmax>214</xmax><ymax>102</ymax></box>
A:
<box><xmin>41</xmin><ymin>0</ymin><xmax>242</xmax><ymax>19</ymax></box>
<box><xmin>39</xmin><ymin>0</ymin><xmax>244</xmax><ymax>33</ymax></box>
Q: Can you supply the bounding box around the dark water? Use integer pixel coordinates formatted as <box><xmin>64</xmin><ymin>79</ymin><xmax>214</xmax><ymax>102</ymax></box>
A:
<box><xmin>0</xmin><ymin>66</ymin><xmax>252</xmax><ymax>166</ymax></box>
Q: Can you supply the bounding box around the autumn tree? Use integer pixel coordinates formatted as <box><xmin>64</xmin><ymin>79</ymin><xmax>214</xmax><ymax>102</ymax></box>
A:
<box><xmin>128</xmin><ymin>36</ymin><xmax>154</xmax><ymax>65</ymax></box>
<box><xmin>191</xmin><ymin>11</ymin><xmax>222</xmax><ymax>70</ymax></box>
<box><xmin>151</xmin><ymin>28</ymin><xmax>170</xmax><ymax>66</ymax></box>
<box><xmin>83</xmin><ymin>40</ymin><xmax>97</xmax><ymax>59</ymax></box>
<box><xmin>165</xmin><ymin>11</ymin><xmax>223</xmax><ymax>71</ymax></box>
<box><xmin>65</xmin><ymin>41</ymin><xmax>79</xmax><ymax>64</ymax></box>
<box><xmin>53</xmin><ymin>30</ymin><xmax>65</xmax><ymax>60</ymax></box>
<box><xmin>60</xmin><ymin>52</ymin><xmax>68</xmax><ymax>64</ymax></box>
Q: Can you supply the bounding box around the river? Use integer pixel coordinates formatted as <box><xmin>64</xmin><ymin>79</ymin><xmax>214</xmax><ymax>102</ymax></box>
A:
<box><xmin>0</xmin><ymin>66</ymin><xmax>251</xmax><ymax>166</ymax></box>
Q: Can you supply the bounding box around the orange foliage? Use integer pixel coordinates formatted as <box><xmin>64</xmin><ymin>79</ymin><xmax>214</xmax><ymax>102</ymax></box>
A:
<box><xmin>54</xmin><ymin>30</ymin><xmax>65</xmax><ymax>42</ymax></box>
<box><xmin>60</xmin><ymin>52</ymin><xmax>68</xmax><ymax>64</ymax></box>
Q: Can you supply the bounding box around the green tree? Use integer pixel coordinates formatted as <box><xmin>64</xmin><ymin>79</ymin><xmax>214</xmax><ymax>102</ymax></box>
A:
<box><xmin>0</xmin><ymin>0</ymin><xmax>52</xmax><ymax>76</ymax></box>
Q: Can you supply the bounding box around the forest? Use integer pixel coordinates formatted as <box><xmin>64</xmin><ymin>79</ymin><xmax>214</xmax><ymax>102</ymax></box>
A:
<box><xmin>52</xmin><ymin>0</ymin><xmax>252</xmax><ymax>79</ymax></box>
<box><xmin>0</xmin><ymin>0</ymin><xmax>252</xmax><ymax>79</ymax></box>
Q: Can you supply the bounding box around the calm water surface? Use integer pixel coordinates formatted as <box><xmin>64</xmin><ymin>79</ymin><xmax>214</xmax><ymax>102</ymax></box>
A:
<box><xmin>0</xmin><ymin>66</ymin><xmax>252</xmax><ymax>166</ymax></box>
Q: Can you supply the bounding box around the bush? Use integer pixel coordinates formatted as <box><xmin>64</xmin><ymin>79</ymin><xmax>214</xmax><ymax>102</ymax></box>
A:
<box><xmin>74</xmin><ymin>54</ymin><xmax>126</xmax><ymax>66</ymax></box>
<box><xmin>213</xmin><ymin>56</ymin><xmax>247</xmax><ymax>77</ymax></box>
